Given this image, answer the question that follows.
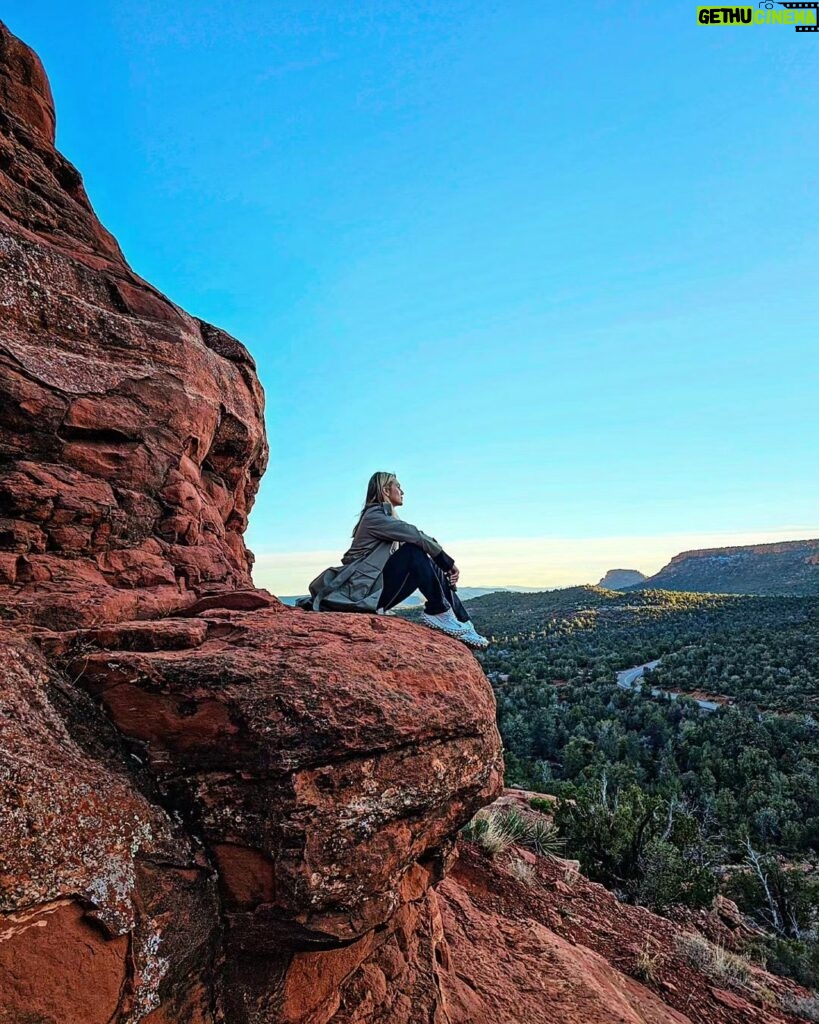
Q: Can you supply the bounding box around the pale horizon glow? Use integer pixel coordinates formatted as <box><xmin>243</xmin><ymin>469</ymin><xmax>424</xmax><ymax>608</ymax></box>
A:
<box><xmin>252</xmin><ymin>526</ymin><xmax>817</xmax><ymax>595</ymax></box>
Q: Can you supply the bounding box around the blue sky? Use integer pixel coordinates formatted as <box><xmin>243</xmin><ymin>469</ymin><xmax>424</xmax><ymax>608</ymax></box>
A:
<box><xmin>5</xmin><ymin>2</ymin><xmax>817</xmax><ymax>589</ymax></box>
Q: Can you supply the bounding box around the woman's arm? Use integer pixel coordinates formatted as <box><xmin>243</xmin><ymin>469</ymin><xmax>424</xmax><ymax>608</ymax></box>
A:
<box><xmin>364</xmin><ymin>506</ymin><xmax>452</xmax><ymax>564</ymax></box>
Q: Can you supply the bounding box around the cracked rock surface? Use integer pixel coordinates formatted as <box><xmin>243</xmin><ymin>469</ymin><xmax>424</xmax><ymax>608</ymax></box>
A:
<box><xmin>0</xmin><ymin>20</ymin><xmax>267</xmax><ymax>632</ymax></box>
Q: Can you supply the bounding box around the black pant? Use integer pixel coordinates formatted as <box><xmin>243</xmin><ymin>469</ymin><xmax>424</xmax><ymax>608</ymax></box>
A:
<box><xmin>378</xmin><ymin>543</ymin><xmax>469</xmax><ymax>620</ymax></box>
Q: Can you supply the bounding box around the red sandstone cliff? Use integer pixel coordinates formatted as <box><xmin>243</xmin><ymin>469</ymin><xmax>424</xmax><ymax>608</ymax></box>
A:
<box><xmin>0</xmin><ymin>19</ymin><xmax>268</xmax><ymax>630</ymax></box>
<box><xmin>0</xmin><ymin>21</ymin><xmax>502</xmax><ymax>1022</ymax></box>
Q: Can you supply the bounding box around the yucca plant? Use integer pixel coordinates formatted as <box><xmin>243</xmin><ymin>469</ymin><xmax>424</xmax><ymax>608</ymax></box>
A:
<box><xmin>529</xmin><ymin>817</ymin><xmax>564</xmax><ymax>857</ymax></box>
<box><xmin>462</xmin><ymin>806</ymin><xmax>565</xmax><ymax>860</ymax></box>
<box><xmin>497</xmin><ymin>807</ymin><xmax>529</xmax><ymax>843</ymax></box>
<box><xmin>461</xmin><ymin>814</ymin><xmax>491</xmax><ymax>844</ymax></box>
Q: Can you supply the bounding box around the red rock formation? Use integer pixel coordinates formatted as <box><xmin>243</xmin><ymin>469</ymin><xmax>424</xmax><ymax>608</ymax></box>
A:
<box><xmin>598</xmin><ymin>568</ymin><xmax>648</xmax><ymax>590</ymax></box>
<box><xmin>276</xmin><ymin>800</ymin><xmax>818</xmax><ymax>1024</ymax></box>
<box><xmin>0</xmin><ymin>19</ymin><xmax>268</xmax><ymax>631</ymax></box>
<box><xmin>432</xmin><ymin>837</ymin><xmax>811</xmax><ymax>1024</ymax></box>
<box><xmin>0</xmin><ymin>20</ymin><xmax>503</xmax><ymax>1023</ymax></box>
<box><xmin>643</xmin><ymin>538</ymin><xmax>819</xmax><ymax>596</ymax></box>
<box><xmin>53</xmin><ymin>606</ymin><xmax>502</xmax><ymax>1018</ymax></box>
<box><xmin>0</xmin><ymin>627</ymin><xmax>221</xmax><ymax>1022</ymax></box>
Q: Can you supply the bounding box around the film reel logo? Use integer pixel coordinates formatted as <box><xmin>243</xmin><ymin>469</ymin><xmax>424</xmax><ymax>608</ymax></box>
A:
<box><xmin>759</xmin><ymin>0</ymin><xmax>819</xmax><ymax>30</ymax></box>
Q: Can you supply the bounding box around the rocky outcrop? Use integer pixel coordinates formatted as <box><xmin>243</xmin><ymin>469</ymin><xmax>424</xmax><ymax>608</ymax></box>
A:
<box><xmin>598</xmin><ymin>568</ymin><xmax>647</xmax><ymax>590</ymax></box>
<box><xmin>639</xmin><ymin>539</ymin><xmax>819</xmax><ymax>596</ymax></box>
<box><xmin>1</xmin><ymin>604</ymin><xmax>502</xmax><ymax>1023</ymax></box>
<box><xmin>0</xmin><ymin>20</ymin><xmax>267</xmax><ymax>632</ymax></box>
<box><xmin>6</xmin><ymin>606</ymin><xmax>500</xmax><ymax>1024</ymax></box>
<box><xmin>0</xmin><ymin>21</ymin><xmax>502</xmax><ymax>1023</ymax></box>
<box><xmin>435</xmin><ymin>833</ymin><xmax>812</xmax><ymax>1024</ymax></box>
<box><xmin>266</xmin><ymin>795</ymin><xmax>819</xmax><ymax>1024</ymax></box>
<box><xmin>0</xmin><ymin>628</ymin><xmax>221</xmax><ymax>1023</ymax></box>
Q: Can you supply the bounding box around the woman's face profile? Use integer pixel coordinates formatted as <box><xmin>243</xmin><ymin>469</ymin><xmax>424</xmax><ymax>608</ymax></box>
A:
<box><xmin>384</xmin><ymin>478</ymin><xmax>404</xmax><ymax>506</ymax></box>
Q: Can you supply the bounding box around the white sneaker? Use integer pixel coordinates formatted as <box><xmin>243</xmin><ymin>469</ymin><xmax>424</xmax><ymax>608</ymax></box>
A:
<box><xmin>457</xmin><ymin>621</ymin><xmax>490</xmax><ymax>649</ymax></box>
<box><xmin>420</xmin><ymin>608</ymin><xmax>471</xmax><ymax>638</ymax></box>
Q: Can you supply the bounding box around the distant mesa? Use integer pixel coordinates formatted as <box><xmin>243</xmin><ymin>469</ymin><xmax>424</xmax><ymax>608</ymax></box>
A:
<box><xmin>634</xmin><ymin>537</ymin><xmax>819</xmax><ymax>596</ymax></box>
<box><xmin>597</xmin><ymin>568</ymin><xmax>647</xmax><ymax>590</ymax></box>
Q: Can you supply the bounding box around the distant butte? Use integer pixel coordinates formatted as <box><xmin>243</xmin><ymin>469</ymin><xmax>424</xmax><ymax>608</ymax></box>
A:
<box><xmin>598</xmin><ymin>568</ymin><xmax>648</xmax><ymax>590</ymax></box>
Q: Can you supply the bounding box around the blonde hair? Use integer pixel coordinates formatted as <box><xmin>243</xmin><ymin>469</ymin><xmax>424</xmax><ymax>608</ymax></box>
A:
<box><xmin>351</xmin><ymin>471</ymin><xmax>397</xmax><ymax>537</ymax></box>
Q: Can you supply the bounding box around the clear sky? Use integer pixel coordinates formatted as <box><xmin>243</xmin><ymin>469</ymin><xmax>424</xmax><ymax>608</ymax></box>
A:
<box><xmin>5</xmin><ymin>2</ymin><xmax>817</xmax><ymax>591</ymax></box>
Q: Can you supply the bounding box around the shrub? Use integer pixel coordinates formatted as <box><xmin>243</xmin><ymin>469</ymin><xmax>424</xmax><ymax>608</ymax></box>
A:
<box><xmin>637</xmin><ymin>839</ymin><xmax>718</xmax><ymax>914</ymax></box>
<box><xmin>508</xmin><ymin>856</ymin><xmax>537</xmax><ymax>887</ymax></box>
<box><xmin>633</xmin><ymin>940</ymin><xmax>664</xmax><ymax>985</ymax></box>
<box><xmin>753</xmin><ymin>936</ymin><xmax>819</xmax><ymax>990</ymax></box>
<box><xmin>675</xmin><ymin>932</ymin><xmax>752</xmax><ymax>990</ymax></box>
<box><xmin>530</xmin><ymin>817</ymin><xmax>564</xmax><ymax>857</ymax></box>
<box><xmin>462</xmin><ymin>812</ymin><xmax>515</xmax><ymax>857</ymax></box>
<box><xmin>462</xmin><ymin>806</ymin><xmax>563</xmax><ymax>859</ymax></box>
<box><xmin>462</xmin><ymin>809</ymin><xmax>524</xmax><ymax>857</ymax></box>
<box><xmin>554</xmin><ymin>783</ymin><xmax>717</xmax><ymax>912</ymax></box>
<box><xmin>778</xmin><ymin>991</ymin><xmax>819</xmax><ymax>1022</ymax></box>
<box><xmin>499</xmin><ymin>807</ymin><xmax>530</xmax><ymax>843</ymax></box>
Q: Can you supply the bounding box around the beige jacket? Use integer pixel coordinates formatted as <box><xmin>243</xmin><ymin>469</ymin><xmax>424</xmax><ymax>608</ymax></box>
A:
<box><xmin>305</xmin><ymin>502</ymin><xmax>450</xmax><ymax>612</ymax></box>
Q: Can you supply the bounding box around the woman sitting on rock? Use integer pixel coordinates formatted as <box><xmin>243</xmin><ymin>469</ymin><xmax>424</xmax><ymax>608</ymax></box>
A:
<box><xmin>302</xmin><ymin>472</ymin><xmax>489</xmax><ymax>649</ymax></box>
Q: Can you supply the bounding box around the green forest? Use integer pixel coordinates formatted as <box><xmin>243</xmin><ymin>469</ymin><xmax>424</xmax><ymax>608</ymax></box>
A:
<box><xmin>442</xmin><ymin>587</ymin><xmax>819</xmax><ymax>986</ymax></box>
